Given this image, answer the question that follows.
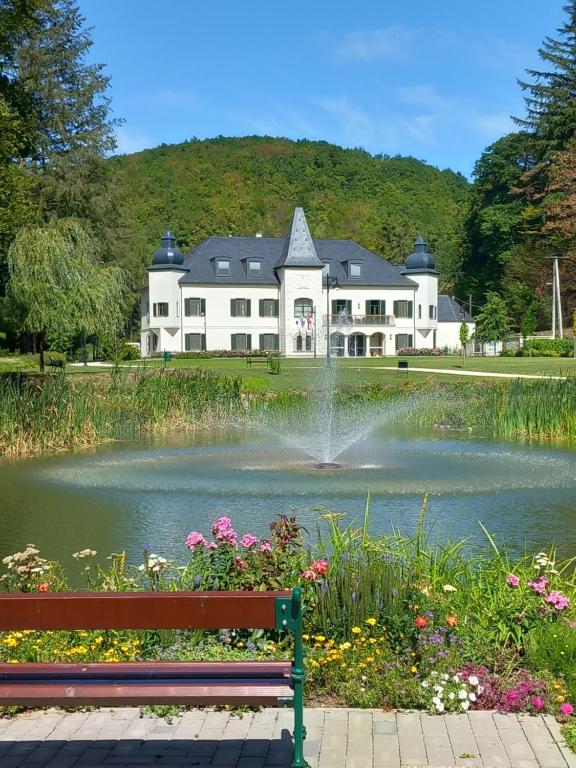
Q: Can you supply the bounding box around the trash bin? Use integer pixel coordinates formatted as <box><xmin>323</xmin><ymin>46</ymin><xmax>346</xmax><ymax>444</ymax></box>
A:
<box><xmin>163</xmin><ymin>351</ymin><xmax>172</xmax><ymax>363</ymax></box>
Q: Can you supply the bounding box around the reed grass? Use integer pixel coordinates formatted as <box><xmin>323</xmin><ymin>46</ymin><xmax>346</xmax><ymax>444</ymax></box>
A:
<box><xmin>0</xmin><ymin>368</ymin><xmax>244</xmax><ymax>457</ymax></box>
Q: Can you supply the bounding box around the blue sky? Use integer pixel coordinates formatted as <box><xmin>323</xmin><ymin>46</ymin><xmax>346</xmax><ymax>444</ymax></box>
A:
<box><xmin>80</xmin><ymin>0</ymin><xmax>565</xmax><ymax>177</ymax></box>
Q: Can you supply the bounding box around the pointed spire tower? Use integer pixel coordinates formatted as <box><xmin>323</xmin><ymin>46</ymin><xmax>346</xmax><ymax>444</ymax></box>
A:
<box><xmin>276</xmin><ymin>207</ymin><xmax>323</xmax><ymax>268</ymax></box>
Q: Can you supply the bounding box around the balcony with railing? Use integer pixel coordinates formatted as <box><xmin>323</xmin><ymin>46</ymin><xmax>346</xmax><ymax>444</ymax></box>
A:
<box><xmin>321</xmin><ymin>314</ymin><xmax>395</xmax><ymax>327</ymax></box>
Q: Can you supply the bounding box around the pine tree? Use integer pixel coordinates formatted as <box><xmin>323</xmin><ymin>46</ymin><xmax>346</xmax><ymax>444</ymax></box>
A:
<box><xmin>516</xmin><ymin>2</ymin><xmax>576</xmax><ymax>154</ymax></box>
<box><xmin>2</xmin><ymin>0</ymin><xmax>121</xmax><ymax>254</ymax></box>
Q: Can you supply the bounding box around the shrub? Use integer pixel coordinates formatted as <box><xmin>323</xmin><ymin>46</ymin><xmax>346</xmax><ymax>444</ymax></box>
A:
<box><xmin>397</xmin><ymin>347</ymin><xmax>444</xmax><ymax>356</ymax></box>
<box><xmin>519</xmin><ymin>339</ymin><xmax>573</xmax><ymax>357</ymax></box>
<box><xmin>267</xmin><ymin>355</ymin><xmax>281</xmax><ymax>375</ymax></box>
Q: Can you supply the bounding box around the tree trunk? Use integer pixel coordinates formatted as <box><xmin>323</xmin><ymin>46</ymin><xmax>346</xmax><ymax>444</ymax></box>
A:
<box><xmin>37</xmin><ymin>332</ymin><xmax>45</xmax><ymax>372</ymax></box>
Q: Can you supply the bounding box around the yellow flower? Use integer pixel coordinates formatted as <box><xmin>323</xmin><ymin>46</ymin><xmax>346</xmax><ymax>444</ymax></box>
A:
<box><xmin>236</xmin><ymin>641</ymin><xmax>244</xmax><ymax>648</ymax></box>
<box><xmin>302</xmin><ymin>634</ymin><xmax>310</xmax><ymax>641</ymax></box>
<box><xmin>443</xmin><ymin>584</ymin><xmax>457</xmax><ymax>593</ymax></box>
<box><xmin>553</xmin><ymin>683</ymin><xmax>563</xmax><ymax>690</ymax></box>
<box><xmin>366</xmin><ymin>656</ymin><xmax>375</xmax><ymax>663</ymax></box>
<box><xmin>365</xmin><ymin>617</ymin><xmax>377</xmax><ymax>626</ymax></box>
<box><xmin>369</xmin><ymin>638</ymin><xmax>377</xmax><ymax>644</ymax></box>
<box><xmin>358</xmin><ymin>662</ymin><xmax>366</xmax><ymax>669</ymax></box>
<box><xmin>411</xmin><ymin>665</ymin><xmax>417</xmax><ymax>673</ymax></box>
<box><xmin>314</xmin><ymin>635</ymin><xmax>325</xmax><ymax>643</ymax></box>
<box><xmin>78</xmin><ymin>632</ymin><xmax>89</xmax><ymax>638</ymax></box>
<box><xmin>309</xmin><ymin>660</ymin><xmax>318</xmax><ymax>668</ymax></box>
<box><xmin>339</xmin><ymin>642</ymin><xmax>351</xmax><ymax>651</ymax></box>
<box><xmin>351</xmin><ymin>627</ymin><xmax>361</xmax><ymax>634</ymax></box>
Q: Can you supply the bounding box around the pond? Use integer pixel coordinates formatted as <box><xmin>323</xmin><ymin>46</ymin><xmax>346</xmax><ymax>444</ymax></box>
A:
<box><xmin>2</xmin><ymin>422</ymin><xmax>576</xmax><ymax>571</ymax></box>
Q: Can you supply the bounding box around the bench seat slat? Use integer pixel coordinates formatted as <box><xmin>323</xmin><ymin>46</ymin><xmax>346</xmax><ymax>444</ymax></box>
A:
<box><xmin>0</xmin><ymin>591</ymin><xmax>291</xmax><ymax>631</ymax></box>
<box><xmin>0</xmin><ymin>661</ymin><xmax>292</xmax><ymax>680</ymax></box>
<box><xmin>0</xmin><ymin>680</ymin><xmax>294</xmax><ymax>707</ymax></box>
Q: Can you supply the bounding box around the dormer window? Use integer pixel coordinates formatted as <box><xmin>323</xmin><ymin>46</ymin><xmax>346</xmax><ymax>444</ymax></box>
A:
<box><xmin>348</xmin><ymin>262</ymin><xmax>362</xmax><ymax>278</ymax></box>
<box><xmin>247</xmin><ymin>260</ymin><xmax>262</xmax><ymax>277</ymax></box>
<box><xmin>217</xmin><ymin>259</ymin><xmax>231</xmax><ymax>277</ymax></box>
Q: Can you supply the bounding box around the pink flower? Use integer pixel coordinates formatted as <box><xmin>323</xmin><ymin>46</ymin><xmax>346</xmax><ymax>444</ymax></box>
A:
<box><xmin>560</xmin><ymin>702</ymin><xmax>574</xmax><ymax>715</ymax></box>
<box><xmin>185</xmin><ymin>532</ymin><xmax>208</xmax><ymax>551</ymax></box>
<box><xmin>211</xmin><ymin>517</ymin><xmax>237</xmax><ymax>545</ymax></box>
<box><xmin>240</xmin><ymin>533</ymin><xmax>260</xmax><ymax>548</ymax></box>
<box><xmin>507</xmin><ymin>574</ymin><xmax>520</xmax><ymax>587</ymax></box>
<box><xmin>301</xmin><ymin>569</ymin><xmax>318</xmax><ymax>581</ymax></box>
<box><xmin>260</xmin><ymin>541</ymin><xmax>272</xmax><ymax>554</ymax></box>
<box><xmin>206</xmin><ymin>541</ymin><xmax>218</xmax><ymax>550</ymax></box>
<box><xmin>311</xmin><ymin>559</ymin><xmax>329</xmax><ymax>576</ymax></box>
<box><xmin>532</xmin><ymin>696</ymin><xmax>544</xmax><ymax>710</ymax></box>
<box><xmin>545</xmin><ymin>591</ymin><xmax>570</xmax><ymax>610</ymax></box>
<box><xmin>528</xmin><ymin>576</ymin><xmax>549</xmax><ymax>594</ymax></box>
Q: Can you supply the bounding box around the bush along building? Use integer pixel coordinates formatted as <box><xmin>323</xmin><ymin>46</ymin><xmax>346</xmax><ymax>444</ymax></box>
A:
<box><xmin>141</xmin><ymin>207</ymin><xmax>474</xmax><ymax>357</ymax></box>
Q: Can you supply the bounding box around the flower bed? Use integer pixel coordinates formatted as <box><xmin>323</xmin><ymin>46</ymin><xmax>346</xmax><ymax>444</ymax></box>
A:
<box><xmin>1</xmin><ymin>510</ymin><xmax>576</xmax><ymax>722</ymax></box>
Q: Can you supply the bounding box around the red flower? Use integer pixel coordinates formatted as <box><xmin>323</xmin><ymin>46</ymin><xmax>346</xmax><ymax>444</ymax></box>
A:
<box><xmin>37</xmin><ymin>582</ymin><xmax>49</xmax><ymax>592</ymax></box>
<box><xmin>414</xmin><ymin>615</ymin><xmax>428</xmax><ymax>629</ymax></box>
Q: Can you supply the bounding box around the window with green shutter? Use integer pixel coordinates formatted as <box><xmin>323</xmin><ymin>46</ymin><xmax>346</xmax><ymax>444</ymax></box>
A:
<box><xmin>393</xmin><ymin>300</ymin><xmax>413</xmax><ymax>319</ymax></box>
<box><xmin>332</xmin><ymin>299</ymin><xmax>352</xmax><ymax>315</ymax></box>
<box><xmin>184</xmin><ymin>333</ymin><xmax>205</xmax><ymax>352</ymax></box>
<box><xmin>259</xmin><ymin>299</ymin><xmax>278</xmax><ymax>317</ymax></box>
<box><xmin>231</xmin><ymin>333</ymin><xmax>252</xmax><ymax>352</ymax></box>
<box><xmin>259</xmin><ymin>333</ymin><xmax>279</xmax><ymax>351</ymax></box>
<box><xmin>230</xmin><ymin>299</ymin><xmax>251</xmax><ymax>317</ymax></box>
<box><xmin>366</xmin><ymin>299</ymin><xmax>385</xmax><ymax>316</ymax></box>
<box><xmin>184</xmin><ymin>298</ymin><xmax>205</xmax><ymax>316</ymax></box>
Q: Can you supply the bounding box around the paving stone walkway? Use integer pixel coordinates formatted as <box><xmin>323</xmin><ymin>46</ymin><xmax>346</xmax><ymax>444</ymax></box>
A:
<box><xmin>0</xmin><ymin>708</ymin><xmax>575</xmax><ymax>768</ymax></box>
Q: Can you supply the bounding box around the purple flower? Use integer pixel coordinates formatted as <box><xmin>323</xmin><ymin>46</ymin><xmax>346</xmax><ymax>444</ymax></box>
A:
<box><xmin>260</xmin><ymin>541</ymin><xmax>272</xmax><ymax>553</ymax></box>
<box><xmin>240</xmin><ymin>533</ymin><xmax>259</xmax><ymax>548</ymax></box>
<box><xmin>528</xmin><ymin>576</ymin><xmax>549</xmax><ymax>594</ymax></box>
<box><xmin>545</xmin><ymin>590</ymin><xmax>570</xmax><ymax>610</ymax></box>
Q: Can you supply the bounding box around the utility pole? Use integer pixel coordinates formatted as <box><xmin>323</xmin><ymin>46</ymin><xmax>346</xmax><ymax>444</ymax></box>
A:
<box><xmin>554</xmin><ymin>257</ymin><xmax>563</xmax><ymax>338</ymax></box>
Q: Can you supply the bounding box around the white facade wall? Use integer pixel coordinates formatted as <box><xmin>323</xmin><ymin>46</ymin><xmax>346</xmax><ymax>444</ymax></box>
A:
<box><xmin>436</xmin><ymin>321</ymin><xmax>475</xmax><ymax>352</ymax></box>
<box><xmin>141</xmin><ymin>267</ymin><xmax>445</xmax><ymax>358</ymax></box>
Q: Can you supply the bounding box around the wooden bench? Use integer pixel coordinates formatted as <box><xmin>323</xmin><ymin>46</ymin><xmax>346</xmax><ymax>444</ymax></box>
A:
<box><xmin>47</xmin><ymin>355</ymin><xmax>65</xmax><ymax>370</ymax></box>
<box><xmin>246</xmin><ymin>356</ymin><xmax>268</xmax><ymax>367</ymax></box>
<box><xmin>0</xmin><ymin>588</ymin><xmax>308</xmax><ymax>768</ymax></box>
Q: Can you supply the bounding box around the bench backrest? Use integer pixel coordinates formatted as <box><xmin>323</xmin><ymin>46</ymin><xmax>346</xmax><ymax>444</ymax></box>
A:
<box><xmin>0</xmin><ymin>590</ymin><xmax>299</xmax><ymax>632</ymax></box>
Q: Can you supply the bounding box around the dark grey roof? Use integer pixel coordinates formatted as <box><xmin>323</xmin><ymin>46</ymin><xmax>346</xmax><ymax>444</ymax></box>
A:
<box><xmin>438</xmin><ymin>294</ymin><xmax>473</xmax><ymax>322</ymax></box>
<box><xmin>276</xmin><ymin>207</ymin><xmax>323</xmax><ymax>268</ymax></box>
<box><xmin>151</xmin><ymin>230</ymin><xmax>184</xmax><ymax>266</ymax></box>
<box><xmin>178</xmin><ymin>235</ymin><xmax>417</xmax><ymax>288</ymax></box>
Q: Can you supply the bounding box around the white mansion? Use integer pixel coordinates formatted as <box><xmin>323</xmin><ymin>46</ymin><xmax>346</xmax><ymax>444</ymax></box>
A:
<box><xmin>141</xmin><ymin>207</ymin><xmax>473</xmax><ymax>357</ymax></box>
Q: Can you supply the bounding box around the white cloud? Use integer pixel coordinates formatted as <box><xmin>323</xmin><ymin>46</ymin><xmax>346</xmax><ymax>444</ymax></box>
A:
<box><xmin>337</xmin><ymin>26</ymin><xmax>418</xmax><ymax>61</ymax></box>
<box><xmin>115</xmin><ymin>127</ymin><xmax>154</xmax><ymax>155</ymax></box>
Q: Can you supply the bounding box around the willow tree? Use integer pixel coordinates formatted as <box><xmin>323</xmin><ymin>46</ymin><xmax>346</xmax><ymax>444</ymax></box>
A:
<box><xmin>7</xmin><ymin>220</ymin><xmax>125</xmax><ymax>370</ymax></box>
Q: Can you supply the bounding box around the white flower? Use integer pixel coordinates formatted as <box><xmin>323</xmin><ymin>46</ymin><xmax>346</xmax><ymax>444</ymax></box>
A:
<box><xmin>468</xmin><ymin>693</ymin><xmax>477</xmax><ymax>702</ymax></box>
<box><xmin>443</xmin><ymin>584</ymin><xmax>457</xmax><ymax>593</ymax></box>
<box><xmin>440</xmin><ymin>674</ymin><xmax>449</xmax><ymax>682</ymax></box>
<box><xmin>361</xmin><ymin>675</ymin><xmax>367</xmax><ymax>682</ymax></box>
<box><xmin>477</xmin><ymin>685</ymin><xmax>485</xmax><ymax>694</ymax></box>
<box><xmin>434</xmin><ymin>685</ymin><xmax>444</xmax><ymax>694</ymax></box>
<box><xmin>421</xmin><ymin>681</ymin><xmax>430</xmax><ymax>688</ymax></box>
<box><xmin>458</xmin><ymin>689</ymin><xmax>468</xmax><ymax>700</ymax></box>
<box><xmin>460</xmin><ymin>700</ymin><xmax>470</xmax><ymax>711</ymax></box>
<box><xmin>435</xmin><ymin>701</ymin><xmax>445</xmax><ymax>712</ymax></box>
<box><xmin>448</xmin><ymin>692</ymin><xmax>455</xmax><ymax>701</ymax></box>
<box><xmin>467</xmin><ymin>675</ymin><xmax>479</xmax><ymax>686</ymax></box>
<box><xmin>431</xmin><ymin>671</ymin><xmax>439</xmax><ymax>677</ymax></box>
<box><xmin>452</xmin><ymin>675</ymin><xmax>460</xmax><ymax>683</ymax></box>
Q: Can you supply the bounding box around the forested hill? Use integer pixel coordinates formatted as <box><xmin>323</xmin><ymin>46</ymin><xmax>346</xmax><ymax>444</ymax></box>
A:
<box><xmin>113</xmin><ymin>136</ymin><xmax>469</xmax><ymax>286</ymax></box>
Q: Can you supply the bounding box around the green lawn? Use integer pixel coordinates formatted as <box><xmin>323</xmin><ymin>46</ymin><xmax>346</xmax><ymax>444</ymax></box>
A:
<box><xmin>3</xmin><ymin>354</ymin><xmax>576</xmax><ymax>393</ymax></box>
<box><xmin>123</xmin><ymin>354</ymin><xmax>576</xmax><ymax>391</ymax></box>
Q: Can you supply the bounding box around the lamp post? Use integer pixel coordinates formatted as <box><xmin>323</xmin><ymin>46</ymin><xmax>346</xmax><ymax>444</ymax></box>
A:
<box><xmin>325</xmin><ymin>276</ymin><xmax>339</xmax><ymax>363</ymax></box>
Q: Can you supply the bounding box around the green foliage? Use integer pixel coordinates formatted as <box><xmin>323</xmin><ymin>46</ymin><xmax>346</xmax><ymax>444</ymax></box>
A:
<box><xmin>519</xmin><ymin>338</ymin><xmax>574</xmax><ymax>357</ymax></box>
<box><xmin>526</xmin><ymin>622</ymin><xmax>576</xmax><ymax>700</ymax></box>
<box><xmin>267</xmin><ymin>355</ymin><xmax>281</xmax><ymax>375</ymax></box>
<box><xmin>113</xmin><ymin>136</ymin><xmax>470</xmax><ymax>290</ymax></box>
<box><xmin>474</xmin><ymin>292</ymin><xmax>512</xmax><ymax>343</ymax></box>
<box><xmin>459</xmin><ymin>323</ymin><xmax>469</xmax><ymax>359</ymax></box>
<box><xmin>0</xmin><ymin>368</ymin><xmax>244</xmax><ymax>456</ymax></box>
<box><xmin>7</xmin><ymin>220</ymin><xmax>126</xmax><ymax>368</ymax></box>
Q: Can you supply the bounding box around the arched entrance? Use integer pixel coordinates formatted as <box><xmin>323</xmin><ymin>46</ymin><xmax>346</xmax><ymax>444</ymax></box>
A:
<box><xmin>348</xmin><ymin>333</ymin><xmax>365</xmax><ymax>357</ymax></box>
<box><xmin>370</xmin><ymin>332</ymin><xmax>384</xmax><ymax>357</ymax></box>
<box><xmin>330</xmin><ymin>332</ymin><xmax>345</xmax><ymax>357</ymax></box>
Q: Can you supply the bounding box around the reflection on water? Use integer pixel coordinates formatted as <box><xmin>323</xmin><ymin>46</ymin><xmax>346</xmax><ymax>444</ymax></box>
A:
<box><xmin>1</xmin><ymin>424</ymin><xmax>576</xmax><ymax>571</ymax></box>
